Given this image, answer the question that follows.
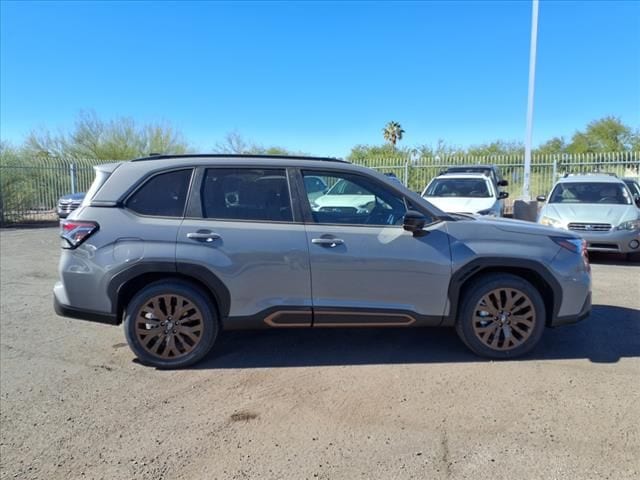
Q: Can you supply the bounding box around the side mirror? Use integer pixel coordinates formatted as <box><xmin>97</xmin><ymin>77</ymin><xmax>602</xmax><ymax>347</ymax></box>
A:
<box><xmin>498</xmin><ymin>180</ymin><xmax>509</xmax><ymax>187</ymax></box>
<box><xmin>403</xmin><ymin>210</ymin><xmax>427</xmax><ymax>235</ymax></box>
<box><xmin>498</xmin><ymin>191</ymin><xmax>509</xmax><ymax>200</ymax></box>
<box><xmin>635</xmin><ymin>197</ymin><xmax>640</xmax><ymax>208</ymax></box>
<box><xmin>536</xmin><ymin>195</ymin><xmax>546</xmax><ymax>202</ymax></box>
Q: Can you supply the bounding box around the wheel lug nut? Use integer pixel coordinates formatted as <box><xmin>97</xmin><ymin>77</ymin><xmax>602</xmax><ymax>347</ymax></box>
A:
<box><xmin>173</xmin><ymin>329</ymin><xmax>177</xmax><ymax>333</ymax></box>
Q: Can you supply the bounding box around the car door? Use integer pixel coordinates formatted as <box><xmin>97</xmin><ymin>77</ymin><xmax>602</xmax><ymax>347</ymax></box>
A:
<box><xmin>177</xmin><ymin>166</ymin><xmax>312</xmax><ymax>327</ymax></box>
<box><xmin>297</xmin><ymin>169</ymin><xmax>452</xmax><ymax>326</ymax></box>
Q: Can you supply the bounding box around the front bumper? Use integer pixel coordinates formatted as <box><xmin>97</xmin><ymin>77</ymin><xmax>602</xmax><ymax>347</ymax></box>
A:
<box><xmin>573</xmin><ymin>229</ymin><xmax>640</xmax><ymax>254</ymax></box>
<box><xmin>553</xmin><ymin>292</ymin><xmax>591</xmax><ymax>327</ymax></box>
<box><xmin>57</xmin><ymin>205</ymin><xmax>80</xmax><ymax>218</ymax></box>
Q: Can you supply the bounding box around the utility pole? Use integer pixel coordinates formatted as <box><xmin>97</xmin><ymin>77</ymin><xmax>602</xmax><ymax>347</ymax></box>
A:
<box><xmin>522</xmin><ymin>0</ymin><xmax>539</xmax><ymax>201</ymax></box>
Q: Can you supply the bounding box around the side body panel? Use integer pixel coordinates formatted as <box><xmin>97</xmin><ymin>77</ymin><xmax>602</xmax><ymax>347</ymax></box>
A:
<box><xmin>176</xmin><ymin>220</ymin><xmax>312</xmax><ymax>324</ymax></box>
<box><xmin>304</xmin><ymin>222</ymin><xmax>452</xmax><ymax>324</ymax></box>
<box><xmin>55</xmin><ymin>207</ymin><xmax>182</xmax><ymax>314</ymax></box>
<box><xmin>445</xmin><ymin>218</ymin><xmax>591</xmax><ymax>321</ymax></box>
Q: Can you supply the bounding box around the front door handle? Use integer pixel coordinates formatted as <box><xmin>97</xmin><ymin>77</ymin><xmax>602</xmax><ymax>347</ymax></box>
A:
<box><xmin>311</xmin><ymin>238</ymin><xmax>345</xmax><ymax>248</ymax></box>
<box><xmin>187</xmin><ymin>231</ymin><xmax>221</xmax><ymax>243</ymax></box>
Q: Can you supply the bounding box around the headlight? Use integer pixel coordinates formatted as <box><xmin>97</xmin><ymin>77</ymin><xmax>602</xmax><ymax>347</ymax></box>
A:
<box><xmin>616</xmin><ymin>219</ymin><xmax>640</xmax><ymax>231</ymax></box>
<box><xmin>540</xmin><ymin>216</ymin><xmax>564</xmax><ymax>228</ymax></box>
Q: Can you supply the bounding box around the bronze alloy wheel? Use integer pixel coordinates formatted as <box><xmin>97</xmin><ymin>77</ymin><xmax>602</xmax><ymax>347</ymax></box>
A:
<box><xmin>135</xmin><ymin>294</ymin><xmax>204</xmax><ymax>359</ymax></box>
<box><xmin>472</xmin><ymin>287</ymin><xmax>536</xmax><ymax>351</ymax></box>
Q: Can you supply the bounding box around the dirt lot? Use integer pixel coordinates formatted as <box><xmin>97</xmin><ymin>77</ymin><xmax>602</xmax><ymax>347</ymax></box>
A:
<box><xmin>1</xmin><ymin>227</ymin><xmax>639</xmax><ymax>480</ymax></box>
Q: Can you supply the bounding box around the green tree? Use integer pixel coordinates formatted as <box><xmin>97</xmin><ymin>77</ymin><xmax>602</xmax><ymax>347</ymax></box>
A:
<box><xmin>23</xmin><ymin>111</ymin><xmax>190</xmax><ymax>160</ymax></box>
<box><xmin>466</xmin><ymin>140</ymin><xmax>524</xmax><ymax>157</ymax></box>
<box><xmin>535</xmin><ymin>136</ymin><xmax>567</xmax><ymax>155</ymax></box>
<box><xmin>347</xmin><ymin>144</ymin><xmax>409</xmax><ymax>163</ymax></box>
<box><xmin>382</xmin><ymin>121</ymin><xmax>405</xmax><ymax>148</ymax></box>
<box><xmin>213</xmin><ymin>131</ymin><xmax>300</xmax><ymax>156</ymax></box>
<box><xmin>0</xmin><ymin>142</ymin><xmax>38</xmax><ymax>223</ymax></box>
<box><xmin>416</xmin><ymin>139</ymin><xmax>465</xmax><ymax>158</ymax></box>
<box><xmin>567</xmin><ymin>116</ymin><xmax>637</xmax><ymax>153</ymax></box>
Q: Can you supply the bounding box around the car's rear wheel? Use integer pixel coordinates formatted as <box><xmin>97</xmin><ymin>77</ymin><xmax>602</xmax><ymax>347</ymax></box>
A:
<box><xmin>123</xmin><ymin>281</ymin><xmax>218</xmax><ymax>368</ymax></box>
<box><xmin>455</xmin><ymin>273</ymin><xmax>546</xmax><ymax>359</ymax></box>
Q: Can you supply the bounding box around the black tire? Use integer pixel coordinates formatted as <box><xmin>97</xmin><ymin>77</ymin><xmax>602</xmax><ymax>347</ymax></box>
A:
<box><xmin>123</xmin><ymin>280</ymin><xmax>219</xmax><ymax>369</ymax></box>
<box><xmin>455</xmin><ymin>273</ymin><xmax>546</xmax><ymax>359</ymax></box>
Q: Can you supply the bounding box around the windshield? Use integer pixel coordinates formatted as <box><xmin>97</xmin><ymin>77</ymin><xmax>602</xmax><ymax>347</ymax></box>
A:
<box><xmin>623</xmin><ymin>180</ymin><xmax>640</xmax><ymax>196</ymax></box>
<box><xmin>549</xmin><ymin>182</ymin><xmax>632</xmax><ymax>205</ymax></box>
<box><xmin>424</xmin><ymin>178</ymin><xmax>491</xmax><ymax>198</ymax></box>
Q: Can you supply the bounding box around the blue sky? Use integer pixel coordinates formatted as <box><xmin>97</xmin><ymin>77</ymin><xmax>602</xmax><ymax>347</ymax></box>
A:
<box><xmin>1</xmin><ymin>0</ymin><xmax>639</xmax><ymax>157</ymax></box>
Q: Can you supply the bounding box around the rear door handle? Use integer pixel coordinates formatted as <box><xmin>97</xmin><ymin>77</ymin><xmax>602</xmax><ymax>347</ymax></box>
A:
<box><xmin>187</xmin><ymin>231</ymin><xmax>221</xmax><ymax>243</ymax></box>
<box><xmin>311</xmin><ymin>238</ymin><xmax>344</xmax><ymax>248</ymax></box>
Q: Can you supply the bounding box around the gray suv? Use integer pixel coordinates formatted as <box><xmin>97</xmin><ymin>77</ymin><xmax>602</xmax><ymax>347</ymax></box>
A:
<box><xmin>54</xmin><ymin>155</ymin><xmax>592</xmax><ymax>368</ymax></box>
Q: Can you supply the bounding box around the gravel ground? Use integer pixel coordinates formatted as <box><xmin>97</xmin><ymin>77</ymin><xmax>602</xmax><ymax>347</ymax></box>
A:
<box><xmin>1</xmin><ymin>227</ymin><xmax>639</xmax><ymax>480</ymax></box>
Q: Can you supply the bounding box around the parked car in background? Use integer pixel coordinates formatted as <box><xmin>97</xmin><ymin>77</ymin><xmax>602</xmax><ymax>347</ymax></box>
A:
<box><xmin>537</xmin><ymin>174</ymin><xmax>640</xmax><ymax>259</ymax></box>
<box><xmin>303</xmin><ymin>175</ymin><xmax>328</xmax><ymax>202</ymax></box>
<box><xmin>310</xmin><ymin>176</ymin><xmax>376</xmax><ymax>213</ymax></box>
<box><xmin>441</xmin><ymin>165</ymin><xmax>509</xmax><ymax>189</ymax></box>
<box><xmin>57</xmin><ymin>192</ymin><xmax>85</xmax><ymax>219</ymax></box>
<box><xmin>54</xmin><ymin>154</ymin><xmax>591</xmax><ymax>368</ymax></box>
<box><xmin>421</xmin><ymin>172</ymin><xmax>508</xmax><ymax>216</ymax></box>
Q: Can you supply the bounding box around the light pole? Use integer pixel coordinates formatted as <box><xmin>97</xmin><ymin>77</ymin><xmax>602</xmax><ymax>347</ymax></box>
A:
<box><xmin>522</xmin><ymin>0</ymin><xmax>539</xmax><ymax>201</ymax></box>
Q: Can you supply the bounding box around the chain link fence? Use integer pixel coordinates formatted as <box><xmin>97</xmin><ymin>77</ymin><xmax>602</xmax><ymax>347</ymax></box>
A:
<box><xmin>1</xmin><ymin>152</ymin><xmax>639</xmax><ymax>225</ymax></box>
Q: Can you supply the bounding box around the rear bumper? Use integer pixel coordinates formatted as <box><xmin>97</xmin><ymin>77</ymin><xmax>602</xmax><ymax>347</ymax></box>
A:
<box><xmin>552</xmin><ymin>292</ymin><xmax>591</xmax><ymax>327</ymax></box>
<box><xmin>53</xmin><ymin>284</ymin><xmax>118</xmax><ymax>325</ymax></box>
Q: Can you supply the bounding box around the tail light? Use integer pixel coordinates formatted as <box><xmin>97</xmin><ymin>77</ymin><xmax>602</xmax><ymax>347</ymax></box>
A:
<box><xmin>60</xmin><ymin>220</ymin><xmax>99</xmax><ymax>249</ymax></box>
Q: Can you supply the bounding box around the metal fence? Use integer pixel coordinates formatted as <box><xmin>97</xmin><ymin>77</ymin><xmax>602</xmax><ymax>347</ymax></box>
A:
<box><xmin>355</xmin><ymin>152</ymin><xmax>640</xmax><ymax>198</ymax></box>
<box><xmin>1</xmin><ymin>152</ymin><xmax>639</xmax><ymax>225</ymax></box>
<box><xmin>0</xmin><ymin>157</ymin><xmax>104</xmax><ymax>225</ymax></box>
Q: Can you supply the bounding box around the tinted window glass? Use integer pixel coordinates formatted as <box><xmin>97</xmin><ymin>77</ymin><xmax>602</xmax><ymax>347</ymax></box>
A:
<box><xmin>302</xmin><ymin>171</ymin><xmax>407</xmax><ymax>226</ymax></box>
<box><xmin>201</xmin><ymin>169</ymin><xmax>292</xmax><ymax>222</ymax></box>
<box><xmin>304</xmin><ymin>176</ymin><xmax>327</xmax><ymax>194</ymax></box>
<box><xmin>127</xmin><ymin>169</ymin><xmax>192</xmax><ymax>217</ymax></box>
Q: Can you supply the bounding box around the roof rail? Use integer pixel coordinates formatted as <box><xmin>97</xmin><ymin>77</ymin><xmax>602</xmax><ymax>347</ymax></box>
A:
<box><xmin>562</xmin><ymin>172</ymin><xmax>618</xmax><ymax>178</ymax></box>
<box><xmin>131</xmin><ymin>153</ymin><xmax>346</xmax><ymax>163</ymax></box>
<box><xmin>440</xmin><ymin>167</ymin><xmax>490</xmax><ymax>177</ymax></box>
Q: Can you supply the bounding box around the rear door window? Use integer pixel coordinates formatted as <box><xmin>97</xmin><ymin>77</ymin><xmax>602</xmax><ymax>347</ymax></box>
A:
<box><xmin>201</xmin><ymin>168</ymin><xmax>293</xmax><ymax>222</ymax></box>
<box><xmin>126</xmin><ymin>169</ymin><xmax>193</xmax><ymax>217</ymax></box>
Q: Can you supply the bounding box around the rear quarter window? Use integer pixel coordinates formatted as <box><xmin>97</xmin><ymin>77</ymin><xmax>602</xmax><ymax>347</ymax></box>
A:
<box><xmin>126</xmin><ymin>169</ymin><xmax>193</xmax><ymax>217</ymax></box>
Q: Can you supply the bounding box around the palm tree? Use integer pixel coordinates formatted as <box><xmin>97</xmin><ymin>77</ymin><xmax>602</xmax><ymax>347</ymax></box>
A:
<box><xmin>383</xmin><ymin>121</ymin><xmax>405</xmax><ymax>148</ymax></box>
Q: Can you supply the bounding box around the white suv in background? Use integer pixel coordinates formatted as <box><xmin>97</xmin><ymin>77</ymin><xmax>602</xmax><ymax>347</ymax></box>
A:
<box><xmin>421</xmin><ymin>172</ymin><xmax>508</xmax><ymax>217</ymax></box>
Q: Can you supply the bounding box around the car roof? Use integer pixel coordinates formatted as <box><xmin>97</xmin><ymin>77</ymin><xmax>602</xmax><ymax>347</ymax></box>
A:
<box><xmin>90</xmin><ymin>154</ymin><xmax>415</xmax><ymax>203</ymax></box>
<box><xmin>557</xmin><ymin>174</ymin><xmax>625</xmax><ymax>184</ymax></box>
<box><xmin>433</xmin><ymin>173</ymin><xmax>492</xmax><ymax>180</ymax></box>
<box><xmin>446</xmin><ymin>165</ymin><xmax>497</xmax><ymax>170</ymax></box>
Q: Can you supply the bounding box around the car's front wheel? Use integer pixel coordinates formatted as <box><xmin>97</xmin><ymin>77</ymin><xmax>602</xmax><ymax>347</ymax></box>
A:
<box><xmin>455</xmin><ymin>273</ymin><xmax>546</xmax><ymax>359</ymax></box>
<box><xmin>123</xmin><ymin>281</ymin><xmax>219</xmax><ymax>368</ymax></box>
